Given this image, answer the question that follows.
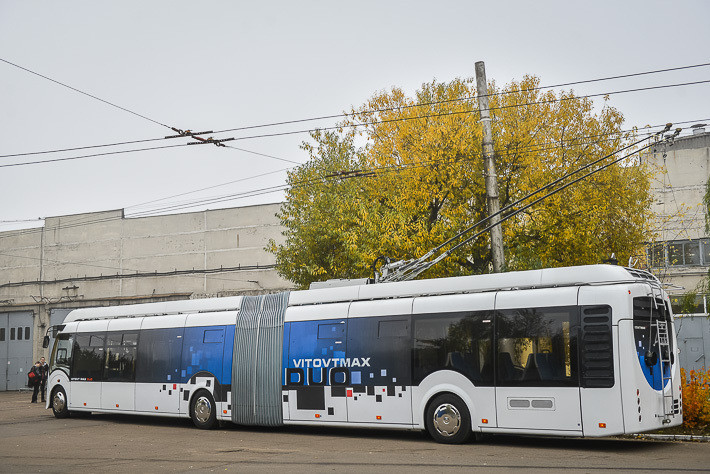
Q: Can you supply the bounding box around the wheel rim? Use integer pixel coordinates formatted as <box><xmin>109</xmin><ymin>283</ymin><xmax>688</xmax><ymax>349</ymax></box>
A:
<box><xmin>53</xmin><ymin>390</ymin><xmax>66</xmax><ymax>413</ymax></box>
<box><xmin>432</xmin><ymin>403</ymin><xmax>461</xmax><ymax>437</ymax></box>
<box><xmin>194</xmin><ymin>396</ymin><xmax>212</xmax><ymax>424</ymax></box>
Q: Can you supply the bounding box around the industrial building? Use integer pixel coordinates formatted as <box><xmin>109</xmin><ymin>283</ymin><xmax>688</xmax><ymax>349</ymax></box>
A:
<box><xmin>0</xmin><ymin>203</ymin><xmax>292</xmax><ymax>390</ymax></box>
<box><xmin>643</xmin><ymin>124</ymin><xmax>710</xmax><ymax>371</ymax></box>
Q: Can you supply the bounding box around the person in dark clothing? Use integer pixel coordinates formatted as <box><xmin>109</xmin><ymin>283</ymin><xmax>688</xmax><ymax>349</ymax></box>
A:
<box><xmin>39</xmin><ymin>357</ymin><xmax>49</xmax><ymax>402</ymax></box>
<box><xmin>30</xmin><ymin>361</ymin><xmax>42</xmax><ymax>403</ymax></box>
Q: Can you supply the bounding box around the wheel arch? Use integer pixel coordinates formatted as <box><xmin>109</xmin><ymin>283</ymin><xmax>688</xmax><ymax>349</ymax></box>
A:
<box><xmin>414</xmin><ymin>371</ymin><xmax>477</xmax><ymax>430</ymax></box>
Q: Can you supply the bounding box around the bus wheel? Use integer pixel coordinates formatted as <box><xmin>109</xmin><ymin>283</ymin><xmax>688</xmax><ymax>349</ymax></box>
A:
<box><xmin>191</xmin><ymin>390</ymin><xmax>217</xmax><ymax>429</ymax></box>
<box><xmin>51</xmin><ymin>387</ymin><xmax>70</xmax><ymax>419</ymax></box>
<box><xmin>425</xmin><ymin>394</ymin><xmax>471</xmax><ymax>444</ymax></box>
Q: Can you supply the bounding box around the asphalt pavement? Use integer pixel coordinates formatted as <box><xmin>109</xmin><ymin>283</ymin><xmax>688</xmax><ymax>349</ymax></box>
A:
<box><xmin>1</xmin><ymin>391</ymin><xmax>708</xmax><ymax>473</ymax></box>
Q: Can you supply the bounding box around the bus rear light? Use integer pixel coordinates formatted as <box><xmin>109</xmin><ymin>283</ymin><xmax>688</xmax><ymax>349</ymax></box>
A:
<box><xmin>347</xmin><ymin>389</ymin><xmax>353</xmax><ymax>397</ymax></box>
<box><xmin>482</xmin><ymin>419</ymin><xmax>488</xmax><ymax>424</ymax></box>
<box><xmin>599</xmin><ymin>423</ymin><xmax>606</xmax><ymax>428</ymax></box>
<box><xmin>173</xmin><ymin>384</ymin><xmax>177</xmax><ymax>390</ymax></box>
<box><xmin>376</xmin><ymin>416</ymin><xmax>382</xmax><ymax>420</ymax></box>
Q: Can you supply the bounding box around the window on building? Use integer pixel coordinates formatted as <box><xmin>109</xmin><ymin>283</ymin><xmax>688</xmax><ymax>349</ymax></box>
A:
<box><xmin>24</xmin><ymin>327</ymin><xmax>30</xmax><ymax>340</ymax></box>
<box><xmin>649</xmin><ymin>244</ymin><xmax>664</xmax><ymax>267</ymax></box>
<box><xmin>649</xmin><ymin>239</ymin><xmax>710</xmax><ymax>267</ymax></box>
<box><xmin>670</xmin><ymin>294</ymin><xmax>706</xmax><ymax>315</ymax></box>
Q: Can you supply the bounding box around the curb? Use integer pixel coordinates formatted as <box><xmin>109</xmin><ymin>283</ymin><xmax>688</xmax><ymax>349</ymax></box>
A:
<box><xmin>634</xmin><ymin>434</ymin><xmax>710</xmax><ymax>442</ymax></box>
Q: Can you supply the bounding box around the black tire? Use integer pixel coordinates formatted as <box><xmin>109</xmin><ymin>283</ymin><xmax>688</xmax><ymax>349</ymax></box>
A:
<box><xmin>425</xmin><ymin>393</ymin><xmax>472</xmax><ymax>444</ymax></box>
<box><xmin>190</xmin><ymin>390</ymin><xmax>217</xmax><ymax>429</ymax></box>
<box><xmin>51</xmin><ymin>386</ymin><xmax>70</xmax><ymax>419</ymax></box>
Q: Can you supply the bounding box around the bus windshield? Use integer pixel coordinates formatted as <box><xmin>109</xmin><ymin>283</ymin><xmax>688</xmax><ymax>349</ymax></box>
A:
<box><xmin>50</xmin><ymin>333</ymin><xmax>74</xmax><ymax>376</ymax></box>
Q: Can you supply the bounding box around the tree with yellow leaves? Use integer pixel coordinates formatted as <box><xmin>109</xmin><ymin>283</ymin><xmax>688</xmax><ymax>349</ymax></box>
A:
<box><xmin>268</xmin><ymin>76</ymin><xmax>654</xmax><ymax>288</ymax></box>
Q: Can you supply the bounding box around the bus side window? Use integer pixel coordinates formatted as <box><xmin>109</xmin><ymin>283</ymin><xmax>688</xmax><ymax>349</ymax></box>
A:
<box><xmin>496</xmin><ymin>307</ymin><xmax>578</xmax><ymax>387</ymax></box>
<box><xmin>105</xmin><ymin>332</ymin><xmax>138</xmax><ymax>382</ymax></box>
<box><xmin>378</xmin><ymin>320</ymin><xmax>408</xmax><ymax>338</ymax></box>
<box><xmin>413</xmin><ymin>311</ymin><xmax>493</xmax><ymax>386</ymax></box>
<box><xmin>317</xmin><ymin>323</ymin><xmax>345</xmax><ymax>339</ymax></box>
<box><xmin>136</xmin><ymin>328</ymin><xmax>184</xmax><ymax>383</ymax></box>
<box><xmin>73</xmin><ymin>333</ymin><xmax>105</xmax><ymax>381</ymax></box>
<box><xmin>203</xmin><ymin>329</ymin><xmax>224</xmax><ymax>344</ymax></box>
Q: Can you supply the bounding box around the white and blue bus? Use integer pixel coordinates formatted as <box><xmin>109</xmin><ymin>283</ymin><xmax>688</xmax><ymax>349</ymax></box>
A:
<box><xmin>45</xmin><ymin>265</ymin><xmax>682</xmax><ymax>443</ymax></box>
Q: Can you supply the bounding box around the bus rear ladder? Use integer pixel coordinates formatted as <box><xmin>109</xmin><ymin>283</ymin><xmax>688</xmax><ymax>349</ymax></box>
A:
<box><xmin>655</xmin><ymin>320</ymin><xmax>676</xmax><ymax>419</ymax></box>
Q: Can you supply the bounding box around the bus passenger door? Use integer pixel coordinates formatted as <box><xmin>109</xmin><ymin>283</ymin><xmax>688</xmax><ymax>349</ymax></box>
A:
<box><xmin>135</xmin><ymin>318</ymin><xmax>186</xmax><ymax>415</ymax></box>
<box><xmin>284</xmin><ymin>303</ymin><xmax>350</xmax><ymax>423</ymax></box>
<box><xmin>494</xmin><ymin>289</ymin><xmax>582</xmax><ymax>433</ymax></box>
<box><xmin>70</xmin><ymin>327</ymin><xmax>107</xmax><ymax>410</ymax></box>
<box><xmin>347</xmin><ymin>300</ymin><xmax>413</xmax><ymax>426</ymax></box>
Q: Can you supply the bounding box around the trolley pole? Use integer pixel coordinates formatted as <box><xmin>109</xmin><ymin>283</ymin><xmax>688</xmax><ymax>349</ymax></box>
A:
<box><xmin>475</xmin><ymin>61</ymin><xmax>505</xmax><ymax>273</ymax></box>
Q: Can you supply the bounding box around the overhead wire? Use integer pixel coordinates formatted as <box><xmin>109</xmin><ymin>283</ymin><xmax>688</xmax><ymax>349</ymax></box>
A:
<box><xmin>4</xmin><ymin>79</ymin><xmax>708</xmax><ymax>170</ymax></box>
<box><xmin>212</xmin><ymin>79</ymin><xmax>710</xmax><ymax>144</ymax></box>
<box><xmin>0</xmin><ymin>143</ymin><xmax>192</xmax><ymax>169</ymax></box>
<box><xmin>0</xmin><ymin>118</ymin><xmax>695</xmax><ymax>239</ymax></box>
<box><xmin>0</xmin><ymin>127</ymin><xmax>670</xmax><ymax>285</ymax></box>
<box><xmin>210</xmin><ymin>63</ymin><xmax>710</xmax><ymax>135</ymax></box>
<box><xmin>380</xmin><ymin>126</ymin><xmax>677</xmax><ymax>281</ymax></box>
<box><xmin>0</xmin><ymin>57</ymin><xmax>174</xmax><ymax>131</ymax></box>
<box><xmin>3</xmin><ymin>62</ymin><xmax>709</xmax><ymax>160</ymax></box>
<box><xmin>0</xmin><ymin>251</ymin><xmax>275</xmax><ymax>288</ymax></box>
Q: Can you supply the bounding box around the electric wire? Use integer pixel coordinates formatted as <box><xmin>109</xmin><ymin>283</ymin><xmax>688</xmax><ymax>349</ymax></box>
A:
<box><xmin>125</xmin><ymin>167</ymin><xmax>293</xmax><ymax>211</ymax></box>
<box><xmin>211</xmin><ymin>63</ymin><xmax>710</xmax><ymax>134</ymax></box>
<box><xmin>0</xmin><ymin>122</ymin><xmax>681</xmax><ymax>238</ymax></box>
<box><xmin>0</xmin><ymin>130</ymin><xmax>667</xmax><ymax>286</ymax></box>
<box><xmin>0</xmin><ymin>116</ymin><xmax>702</xmax><ymax>240</ymax></box>
<box><xmin>395</xmin><ymin>139</ymin><xmax>665</xmax><ymax>281</ymax></box>
<box><xmin>0</xmin><ymin>143</ymin><xmax>192</xmax><ymax>169</ymax></box>
<box><xmin>0</xmin><ymin>251</ymin><xmax>275</xmax><ymax>288</ymax></box>
<box><xmin>449</xmin><ymin>141</ymin><xmax>662</xmax><ymax>258</ymax></box>
<box><xmin>3</xmin><ymin>63</ymin><xmax>709</xmax><ymax>160</ymax></box>
<box><xmin>216</xmin><ymin>80</ymin><xmax>710</xmax><ymax>143</ymax></box>
<box><xmin>0</xmin><ymin>57</ymin><xmax>173</xmax><ymax>131</ymax></box>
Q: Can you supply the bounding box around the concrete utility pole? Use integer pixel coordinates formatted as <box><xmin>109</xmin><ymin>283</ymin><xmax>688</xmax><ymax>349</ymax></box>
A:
<box><xmin>475</xmin><ymin>61</ymin><xmax>505</xmax><ymax>273</ymax></box>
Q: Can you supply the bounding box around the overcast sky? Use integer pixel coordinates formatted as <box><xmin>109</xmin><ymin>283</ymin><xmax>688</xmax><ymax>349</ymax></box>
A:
<box><xmin>1</xmin><ymin>1</ymin><xmax>709</xmax><ymax>231</ymax></box>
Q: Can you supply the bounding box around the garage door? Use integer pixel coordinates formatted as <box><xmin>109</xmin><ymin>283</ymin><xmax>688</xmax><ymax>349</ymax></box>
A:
<box><xmin>0</xmin><ymin>312</ymin><xmax>34</xmax><ymax>391</ymax></box>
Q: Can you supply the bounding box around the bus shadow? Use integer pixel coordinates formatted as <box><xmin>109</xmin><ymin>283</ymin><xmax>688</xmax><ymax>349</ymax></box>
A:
<box><xmin>85</xmin><ymin>412</ymin><xmax>673</xmax><ymax>452</ymax></box>
<box><xmin>474</xmin><ymin>434</ymin><xmax>673</xmax><ymax>452</ymax></box>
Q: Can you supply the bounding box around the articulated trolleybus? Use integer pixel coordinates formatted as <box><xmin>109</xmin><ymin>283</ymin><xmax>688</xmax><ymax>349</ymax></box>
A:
<box><xmin>46</xmin><ymin>265</ymin><xmax>681</xmax><ymax>443</ymax></box>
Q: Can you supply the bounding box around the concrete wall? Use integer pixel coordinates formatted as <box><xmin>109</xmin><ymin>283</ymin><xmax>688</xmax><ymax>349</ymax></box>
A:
<box><xmin>643</xmin><ymin>130</ymin><xmax>710</xmax><ymax>294</ymax></box>
<box><xmin>0</xmin><ymin>203</ymin><xmax>293</xmax><ymax>370</ymax></box>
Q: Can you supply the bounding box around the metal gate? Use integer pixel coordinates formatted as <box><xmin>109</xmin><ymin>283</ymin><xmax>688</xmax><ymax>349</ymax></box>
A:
<box><xmin>674</xmin><ymin>315</ymin><xmax>709</xmax><ymax>372</ymax></box>
<box><xmin>0</xmin><ymin>311</ymin><xmax>34</xmax><ymax>391</ymax></box>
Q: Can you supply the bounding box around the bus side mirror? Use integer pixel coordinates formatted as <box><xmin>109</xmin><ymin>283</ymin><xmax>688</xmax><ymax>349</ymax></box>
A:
<box><xmin>42</xmin><ymin>335</ymin><xmax>50</xmax><ymax>349</ymax></box>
